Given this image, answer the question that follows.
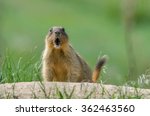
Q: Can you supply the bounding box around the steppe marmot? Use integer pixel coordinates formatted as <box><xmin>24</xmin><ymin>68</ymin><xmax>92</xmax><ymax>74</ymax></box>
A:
<box><xmin>42</xmin><ymin>26</ymin><xmax>106</xmax><ymax>82</ymax></box>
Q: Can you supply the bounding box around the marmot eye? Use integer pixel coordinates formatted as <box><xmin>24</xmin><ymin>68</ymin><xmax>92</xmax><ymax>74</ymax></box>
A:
<box><xmin>62</xmin><ymin>28</ymin><xmax>65</xmax><ymax>32</ymax></box>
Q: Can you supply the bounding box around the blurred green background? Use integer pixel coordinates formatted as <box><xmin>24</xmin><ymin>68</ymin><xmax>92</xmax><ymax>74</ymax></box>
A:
<box><xmin>0</xmin><ymin>0</ymin><xmax>150</xmax><ymax>86</ymax></box>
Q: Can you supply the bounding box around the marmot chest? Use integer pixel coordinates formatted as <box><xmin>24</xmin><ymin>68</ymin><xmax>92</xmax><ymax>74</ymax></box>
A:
<box><xmin>50</xmin><ymin>56</ymin><xmax>70</xmax><ymax>81</ymax></box>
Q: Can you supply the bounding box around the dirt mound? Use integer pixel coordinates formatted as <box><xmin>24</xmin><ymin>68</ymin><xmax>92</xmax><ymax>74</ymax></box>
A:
<box><xmin>0</xmin><ymin>82</ymin><xmax>150</xmax><ymax>99</ymax></box>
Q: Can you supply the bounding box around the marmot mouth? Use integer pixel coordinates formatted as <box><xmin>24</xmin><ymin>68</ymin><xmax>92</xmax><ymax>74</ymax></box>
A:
<box><xmin>55</xmin><ymin>38</ymin><xmax>60</xmax><ymax>46</ymax></box>
<box><xmin>54</xmin><ymin>38</ymin><xmax>61</xmax><ymax>48</ymax></box>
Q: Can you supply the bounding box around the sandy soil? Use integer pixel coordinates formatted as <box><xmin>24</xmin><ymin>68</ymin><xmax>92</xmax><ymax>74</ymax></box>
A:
<box><xmin>0</xmin><ymin>82</ymin><xmax>150</xmax><ymax>99</ymax></box>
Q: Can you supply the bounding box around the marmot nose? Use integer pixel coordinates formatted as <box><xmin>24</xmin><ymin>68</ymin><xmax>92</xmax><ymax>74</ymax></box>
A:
<box><xmin>55</xmin><ymin>31</ymin><xmax>60</xmax><ymax>35</ymax></box>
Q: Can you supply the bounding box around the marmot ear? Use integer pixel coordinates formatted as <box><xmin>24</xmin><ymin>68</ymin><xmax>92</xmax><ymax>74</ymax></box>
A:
<box><xmin>62</xmin><ymin>27</ymin><xmax>65</xmax><ymax>32</ymax></box>
<box><xmin>49</xmin><ymin>28</ymin><xmax>53</xmax><ymax>33</ymax></box>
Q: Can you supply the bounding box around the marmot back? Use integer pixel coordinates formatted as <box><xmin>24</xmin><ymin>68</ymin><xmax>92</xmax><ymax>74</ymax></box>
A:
<box><xmin>42</xmin><ymin>26</ymin><xmax>106</xmax><ymax>82</ymax></box>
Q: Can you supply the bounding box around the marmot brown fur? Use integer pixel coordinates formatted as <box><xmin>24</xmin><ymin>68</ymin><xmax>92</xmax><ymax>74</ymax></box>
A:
<box><xmin>42</xmin><ymin>26</ymin><xmax>106</xmax><ymax>82</ymax></box>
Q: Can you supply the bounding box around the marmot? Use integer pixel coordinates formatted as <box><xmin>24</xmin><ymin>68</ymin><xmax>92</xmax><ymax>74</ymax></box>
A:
<box><xmin>42</xmin><ymin>26</ymin><xmax>106</xmax><ymax>82</ymax></box>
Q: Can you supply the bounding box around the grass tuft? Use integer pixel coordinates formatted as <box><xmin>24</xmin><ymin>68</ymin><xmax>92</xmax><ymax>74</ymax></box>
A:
<box><xmin>0</xmin><ymin>51</ymin><xmax>42</xmax><ymax>83</ymax></box>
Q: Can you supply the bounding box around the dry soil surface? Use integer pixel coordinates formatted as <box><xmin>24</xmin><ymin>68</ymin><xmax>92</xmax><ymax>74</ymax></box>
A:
<box><xmin>0</xmin><ymin>82</ymin><xmax>150</xmax><ymax>99</ymax></box>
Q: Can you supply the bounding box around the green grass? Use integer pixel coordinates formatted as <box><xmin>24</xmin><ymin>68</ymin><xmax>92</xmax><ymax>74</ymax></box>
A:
<box><xmin>0</xmin><ymin>51</ymin><xmax>41</xmax><ymax>83</ymax></box>
<box><xmin>0</xmin><ymin>0</ymin><xmax>150</xmax><ymax>86</ymax></box>
<box><xmin>0</xmin><ymin>52</ymin><xmax>150</xmax><ymax>89</ymax></box>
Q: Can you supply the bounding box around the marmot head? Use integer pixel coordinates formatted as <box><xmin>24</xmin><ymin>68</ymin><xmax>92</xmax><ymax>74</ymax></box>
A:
<box><xmin>46</xmin><ymin>26</ymin><xmax>69</xmax><ymax>49</ymax></box>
